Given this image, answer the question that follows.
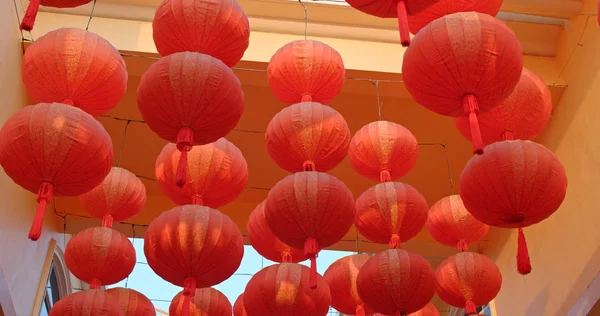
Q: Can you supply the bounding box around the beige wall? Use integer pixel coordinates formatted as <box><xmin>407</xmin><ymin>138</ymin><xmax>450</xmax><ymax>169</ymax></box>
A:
<box><xmin>0</xmin><ymin>3</ymin><xmax>63</xmax><ymax>316</ymax></box>
<box><xmin>486</xmin><ymin>1</ymin><xmax>600</xmax><ymax>315</ymax></box>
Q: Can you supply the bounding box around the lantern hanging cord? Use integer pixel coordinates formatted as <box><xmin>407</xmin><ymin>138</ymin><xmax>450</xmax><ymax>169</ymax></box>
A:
<box><xmin>125</xmin><ymin>224</ymin><xmax>136</xmax><ymax>288</ymax></box>
<box><xmin>355</xmin><ymin>226</ymin><xmax>360</xmax><ymax>254</ymax></box>
<box><xmin>552</xmin><ymin>14</ymin><xmax>590</xmax><ymax>86</ymax></box>
<box><xmin>418</xmin><ymin>142</ymin><xmax>455</xmax><ymax>195</ymax></box>
<box><xmin>298</xmin><ymin>0</ymin><xmax>308</xmax><ymax>40</ymax></box>
<box><xmin>117</xmin><ymin>120</ymin><xmax>131</xmax><ymax>167</ymax></box>
<box><xmin>86</xmin><ymin>0</ymin><xmax>97</xmax><ymax>30</ymax></box>
<box><xmin>369</xmin><ymin>80</ymin><xmax>382</xmax><ymax>120</ymax></box>
<box><xmin>12</xmin><ymin>0</ymin><xmax>25</xmax><ymax>42</ymax></box>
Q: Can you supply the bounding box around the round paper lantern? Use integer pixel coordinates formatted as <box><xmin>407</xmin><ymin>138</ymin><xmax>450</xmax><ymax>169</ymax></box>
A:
<box><xmin>22</xmin><ymin>28</ymin><xmax>127</xmax><ymax>116</ymax></box>
<box><xmin>152</xmin><ymin>0</ymin><xmax>250</xmax><ymax>66</ymax></box>
<box><xmin>427</xmin><ymin>195</ymin><xmax>489</xmax><ymax>251</ymax></box>
<box><xmin>323</xmin><ymin>254</ymin><xmax>375</xmax><ymax>316</ymax></box>
<box><xmin>137</xmin><ymin>52</ymin><xmax>244</xmax><ymax>187</ymax></box>
<box><xmin>80</xmin><ymin>167</ymin><xmax>146</xmax><ymax>227</ymax></box>
<box><xmin>266</xmin><ymin>172</ymin><xmax>355</xmax><ymax>288</ymax></box>
<box><xmin>155</xmin><ymin>138</ymin><xmax>248</xmax><ymax>208</ymax></box>
<box><xmin>403</xmin><ymin>12</ymin><xmax>523</xmax><ymax>154</ymax></box>
<box><xmin>50</xmin><ymin>289</ymin><xmax>123</xmax><ymax>316</ymax></box>
<box><xmin>64</xmin><ymin>227</ymin><xmax>136</xmax><ymax>288</ymax></box>
<box><xmin>265</xmin><ymin>102</ymin><xmax>350</xmax><ymax>172</ymax></box>
<box><xmin>436</xmin><ymin>252</ymin><xmax>502</xmax><ymax>314</ymax></box>
<box><xmin>244</xmin><ymin>263</ymin><xmax>331</xmax><ymax>316</ymax></box>
<box><xmin>144</xmin><ymin>205</ymin><xmax>244</xmax><ymax>310</ymax></box>
<box><xmin>407</xmin><ymin>0</ymin><xmax>503</xmax><ymax>34</ymax></box>
<box><xmin>345</xmin><ymin>0</ymin><xmax>440</xmax><ymax>46</ymax></box>
<box><xmin>455</xmin><ymin>68</ymin><xmax>552</xmax><ymax>146</ymax></box>
<box><xmin>349</xmin><ymin>121</ymin><xmax>418</xmax><ymax>182</ymax></box>
<box><xmin>169</xmin><ymin>288</ymin><xmax>232</xmax><ymax>316</ymax></box>
<box><xmin>460</xmin><ymin>140</ymin><xmax>567</xmax><ymax>274</ymax></box>
<box><xmin>355</xmin><ymin>182</ymin><xmax>428</xmax><ymax>248</ymax></box>
<box><xmin>375</xmin><ymin>303</ymin><xmax>440</xmax><ymax>316</ymax></box>
<box><xmin>0</xmin><ymin>103</ymin><xmax>113</xmax><ymax>240</ymax></box>
<box><xmin>106</xmin><ymin>288</ymin><xmax>155</xmax><ymax>316</ymax></box>
<box><xmin>247</xmin><ymin>200</ymin><xmax>305</xmax><ymax>263</ymax></box>
<box><xmin>357</xmin><ymin>249</ymin><xmax>436</xmax><ymax>315</ymax></box>
<box><xmin>21</xmin><ymin>0</ymin><xmax>92</xmax><ymax>31</ymax></box>
<box><xmin>233</xmin><ymin>293</ymin><xmax>247</xmax><ymax>316</ymax></box>
<box><xmin>267</xmin><ymin>40</ymin><xmax>345</xmax><ymax>105</ymax></box>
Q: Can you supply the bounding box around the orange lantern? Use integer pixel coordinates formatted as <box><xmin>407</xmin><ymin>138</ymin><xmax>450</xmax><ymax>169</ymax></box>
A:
<box><xmin>407</xmin><ymin>0</ymin><xmax>503</xmax><ymax>34</ymax></box>
<box><xmin>0</xmin><ymin>103</ymin><xmax>113</xmax><ymax>240</ymax></box>
<box><xmin>169</xmin><ymin>288</ymin><xmax>232</xmax><ymax>316</ymax></box>
<box><xmin>355</xmin><ymin>182</ymin><xmax>428</xmax><ymax>248</ymax></box>
<box><xmin>233</xmin><ymin>293</ymin><xmax>247</xmax><ymax>316</ymax></box>
<box><xmin>247</xmin><ymin>201</ymin><xmax>305</xmax><ymax>263</ymax></box>
<box><xmin>22</xmin><ymin>28</ymin><xmax>127</xmax><ymax>116</ymax></box>
<box><xmin>266</xmin><ymin>172</ymin><xmax>355</xmax><ymax>288</ymax></box>
<box><xmin>323</xmin><ymin>254</ymin><xmax>374</xmax><ymax>316</ymax></box>
<box><xmin>64</xmin><ymin>227</ymin><xmax>136</xmax><ymax>288</ymax></box>
<box><xmin>137</xmin><ymin>52</ymin><xmax>244</xmax><ymax>187</ymax></box>
<box><xmin>426</xmin><ymin>195</ymin><xmax>489</xmax><ymax>251</ymax></box>
<box><xmin>243</xmin><ymin>263</ymin><xmax>331</xmax><ymax>316</ymax></box>
<box><xmin>50</xmin><ymin>289</ymin><xmax>123</xmax><ymax>316</ymax></box>
<box><xmin>155</xmin><ymin>139</ymin><xmax>248</xmax><ymax>208</ymax></box>
<box><xmin>267</xmin><ymin>40</ymin><xmax>345</xmax><ymax>105</ymax></box>
<box><xmin>152</xmin><ymin>0</ymin><xmax>250</xmax><ymax>67</ymax></box>
<box><xmin>106</xmin><ymin>288</ymin><xmax>155</xmax><ymax>316</ymax></box>
<box><xmin>436</xmin><ymin>252</ymin><xmax>502</xmax><ymax>315</ymax></box>
<box><xmin>349</xmin><ymin>121</ymin><xmax>418</xmax><ymax>182</ymax></box>
<box><xmin>80</xmin><ymin>167</ymin><xmax>147</xmax><ymax>227</ymax></box>
<box><xmin>265</xmin><ymin>102</ymin><xmax>351</xmax><ymax>172</ymax></box>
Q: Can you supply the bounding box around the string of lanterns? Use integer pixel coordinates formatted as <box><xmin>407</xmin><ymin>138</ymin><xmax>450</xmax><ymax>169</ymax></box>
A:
<box><xmin>1</xmin><ymin>0</ymin><xmax>569</xmax><ymax>314</ymax></box>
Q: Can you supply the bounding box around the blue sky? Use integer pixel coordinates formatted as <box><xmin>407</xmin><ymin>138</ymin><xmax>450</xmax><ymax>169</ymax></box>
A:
<box><xmin>107</xmin><ymin>238</ymin><xmax>354</xmax><ymax>315</ymax></box>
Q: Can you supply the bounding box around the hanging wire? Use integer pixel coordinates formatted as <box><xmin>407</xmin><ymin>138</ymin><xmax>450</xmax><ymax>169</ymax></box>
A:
<box><xmin>298</xmin><ymin>0</ymin><xmax>308</xmax><ymax>40</ymax></box>
<box><xmin>552</xmin><ymin>14</ymin><xmax>591</xmax><ymax>86</ymax></box>
<box><xmin>354</xmin><ymin>226</ymin><xmax>360</xmax><ymax>254</ymax></box>
<box><xmin>12</xmin><ymin>0</ymin><xmax>25</xmax><ymax>41</ymax></box>
<box><xmin>369</xmin><ymin>80</ymin><xmax>382</xmax><ymax>120</ymax></box>
<box><xmin>86</xmin><ymin>0</ymin><xmax>97</xmax><ymax>30</ymax></box>
<box><xmin>418</xmin><ymin>142</ymin><xmax>455</xmax><ymax>195</ymax></box>
<box><xmin>125</xmin><ymin>224</ymin><xmax>136</xmax><ymax>288</ymax></box>
<box><xmin>116</xmin><ymin>120</ymin><xmax>131</xmax><ymax>167</ymax></box>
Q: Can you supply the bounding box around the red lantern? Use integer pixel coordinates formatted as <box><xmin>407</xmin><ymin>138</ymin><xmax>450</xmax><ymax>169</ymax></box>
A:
<box><xmin>323</xmin><ymin>254</ymin><xmax>375</xmax><ymax>316</ymax></box>
<box><xmin>243</xmin><ymin>263</ymin><xmax>331</xmax><ymax>316</ymax></box>
<box><xmin>144</xmin><ymin>205</ymin><xmax>244</xmax><ymax>315</ymax></box>
<box><xmin>152</xmin><ymin>0</ymin><xmax>250</xmax><ymax>67</ymax></box>
<box><xmin>355</xmin><ymin>182</ymin><xmax>428</xmax><ymax>248</ymax></box>
<box><xmin>169</xmin><ymin>288</ymin><xmax>232</xmax><ymax>316</ymax></box>
<box><xmin>80</xmin><ymin>167</ymin><xmax>147</xmax><ymax>227</ymax></box>
<box><xmin>403</xmin><ymin>12</ymin><xmax>523</xmax><ymax>154</ymax></box>
<box><xmin>64</xmin><ymin>227</ymin><xmax>136</xmax><ymax>288</ymax></box>
<box><xmin>247</xmin><ymin>200</ymin><xmax>305</xmax><ymax>263</ymax></box>
<box><xmin>21</xmin><ymin>0</ymin><xmax>91</xmax><ymax>31</ymax></box>
<box><xmin>460</xmin><ymin>140</ymin><xmax>567</xmax><ymax>274</ymax></box>
<box><xmin>345</xmin><ymin>0</ymin><xmax>440</xmax><ymax>46</ymax></box>
<box><xmin>357</xmin><ymin>249</ymin><xmax>436</xmax><ymax>315</ymax></box>
<box><xmin>50</xmin><ymin>289</ymin><xmax>123</xmax><ymax>316</ymax></box>
<box><xmin>233</xmin><ymin>293</ymin><xmax>247</xmax><ymax>316</ymax></box>
<box><xmin>22</xmin><ymin>28</ymin><xmax>127</xmax><ymax>116</ymax></box>
<box><xmin>0</xmin><ymin>103</ymin><xmax>113</xmax><ymax>240</ymax></box>
<box><xmin>407</xmin><ymin>0</ymin><xmax>503</xmax><ymax>34</ymax></box>
<box><xmin>455</xmin><ymin>68</ymin><xmax>552</xmax><ymax>146</ymax></box>
<box><xmin>106</xmin><ymin>288</ymin><xmax>155</xmax><ymax>316</ymax></box>
<box><xmin>436</xmin><ymin>252</ymin><xmax>502</xmax><ymax>315</ymax></box>
<box><xmin>267</xmin><ymin>40</ymin><xmax>345</xmax><ymax>105</ymax></box>
<box><xmin>137</xmin><ymin>52</ymin><xmax>244</xmax><ymax>187</ymax></box>
<box><xmin>155</xmin><ymin>138</ymin><xmax>248</xmax><ymax>208</ymax></box>
<box><xmin>349</xmin><ymin>121</ymin><xmax>418</xmax><ymax>182</ymax></box>
<box><xmin>426</xmin><ymin>195</ymin><xmax>489</xmax><ymax>251</ymax></box>
<box><xmin>375</xmin><ymin>303</ymin><xmax>440</xmax><ymax>316</ymax></box>
<box><xmin>266</xmin><ymin>172</ymin><xmax>355</xmax><ymax>288</ymax></box>
<box><xmin>265</xmin><ymin>102</ymin><xmax>350</xmax><ymax>172</ymax></box>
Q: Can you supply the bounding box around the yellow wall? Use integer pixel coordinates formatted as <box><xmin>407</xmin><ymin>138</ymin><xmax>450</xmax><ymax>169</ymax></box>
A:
<box><xmin>0</xmin><ymin>3</ymin><xmax>63</xmax><ymax>315</ymax></box>
<box><xmin>486</xmin><ymin>1</ymin><xmax>600</xmax><ymax>315</ymax></box>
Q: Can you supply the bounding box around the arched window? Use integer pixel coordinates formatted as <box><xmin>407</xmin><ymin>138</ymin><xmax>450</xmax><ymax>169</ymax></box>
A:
<box><xmin>36</xmin><ymin>239</ymin><xmax>70</xmax><ymax>316</ymax></box>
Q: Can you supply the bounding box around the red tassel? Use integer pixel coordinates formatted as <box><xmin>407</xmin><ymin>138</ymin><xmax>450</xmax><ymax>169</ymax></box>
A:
<box><xmin>379</xmin><ymin>170</ymin><xmax>392</xmax><ymax>182</ymax></box>
<box><xmin>304</xmin><ymin>238</ymin><xmax>319</xmax><ymax>289</ymax></box>
<box><xmin>389</xmin><ymin>234</ymin><xmax>401</xmax><ymax>249</ymax></box>
<box><xmin>356</xmin><ymin>306</ymin><xmax>366</xmax><ymax>316</ymax></box>
<box><xmin>457</xmin><ymin>239</ymin><xmax>468</xmax><ymax>252</ymax></box>
<box><xmin>20</xmin><ymin>0</ymin><xmax>41</xmax><ymax>31</ymax></box>
<box><xmin>301</xmin><ymin>94</ymin><xmax>313</xmax><ymax>102</ymax></box>
<box><xmin>182</xmin><ymin>296</ymin><xmax>191</xmax><ymax>316</ymax></box>
<box><xmin>192</xmin><ymin>195</ymin><xmax>203</xmax><ymax>205</ymax></box>
<box><xmin>175</xmin><ymin>127</ymin><xmax>194</xmax><ymax>188</ymax></box>
<box><xmin>30</xmin><ymin>182</ymin><xmax>53</xmax><ymax>241</ymax></box>
<box><xmin>502</xmin><ymin>130</ymin><xmax>514</xmax><ymax>141</ymax></box>
<box><xmin>182</xmin><ymin>276</ymin><xmax>196</xmax><ymax>316</ymax></box>
<box><xmin>90</xmin><ymin>278</ymin><xmax>101</xmax><ymax>290</ymax></box>
<box><xmin>396</xmin><ymin>0</ymin><xmax>411</xmax><ymax>47</ymax></box>
<box><xmin>462</xmin><ymin>94</ymin><xmax>484</xmax><ymax>155</ymax></box>
<box><xmin>465</xmin><ymin>300</ymin><xmax>477</xmax><ymax>315</ymax></box>
<box><xmin>517</xmin><ymin>228</ymin><xmax>532</xmax><ymax>275</ymax></box>
<box><xmin>303</xmin><ymin>161</ymin><xmax>316</xmax><ymax>171</ymax></box>
<box><xmin>101</xmin><ymin>214</ymin><xmax>114</xmax><ymax>228</ymax></box>
<box><xmin>281</xmin><ymin>252</ymin><xmax>292</xmax><ymax>263</ymax></box>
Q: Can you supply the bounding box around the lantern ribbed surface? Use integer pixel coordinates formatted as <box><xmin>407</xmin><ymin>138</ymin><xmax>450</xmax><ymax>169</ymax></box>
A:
<box><xmin>0</xmin><ymin>102</ymin><xmax>113</xmax><ymax>240</ymax></box>
<box><xmin>407</xmin><ymin>0</ymin><xmax>503</xmax><ymax>34</ymax></box>
<box><xmin>243</xmin><ymin>263</ymin><xmax>331</xmax><ymax>316</ymax></box>
<box><xmin>50</xmin><ymin>289</ymin><xmax>123</xmax><ymax>316</ymax></box>
<box><xmin>267</xmin><ymin>40</ymin><xmax>345</xmax><ymax>105</ymax></box>
<box><xmin>106</xmin><ymin>288</ymin><xmax>155</xmax><ymax>316</ymax></box>
<box><xmin>155</xmin><ymin>139</ymin><xmax>248</xmax><ymax>208</ymax></box>
<box><xmin>80</xmin><ymin>167</ymin><xmax>147</xmax><ymax>227</ymax></box>
<box><xmin>233</xmin><ymin>293</ymin><xmax>247</xmax><ymax>316</ymax></box>
<box><xmin>22</xmin><ymin>28</ymin><xmax>127</xmax><ymax>116</ymax></box>
<box><xmin>265</xmin><ymin>102</ymin><xmax>351</xmax><ymax>173</ymax></box>
<box><xmin>323</xmin><ymin>254</ymin><xmax>375</xmax><ymax>316</ymax></box>
<box><xmin>169</xmin><ymin>288</ymin><xmax>232</xmax><ymax>316</ymax></box>
<box><xmin>152</xmin><ymin>0</ymin><xmax>250</xmax><ymax>67</ymax></box>
<box><xmin>64</xmin><ymin>227</ymin><xmax>136</xmax><ymax>288</ymax></box>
